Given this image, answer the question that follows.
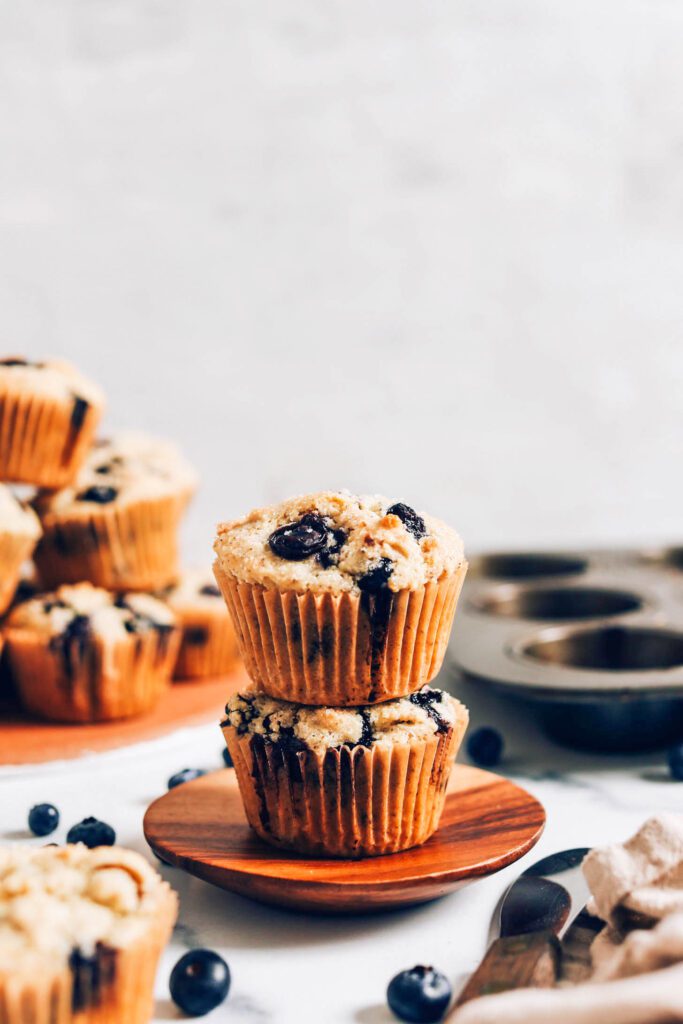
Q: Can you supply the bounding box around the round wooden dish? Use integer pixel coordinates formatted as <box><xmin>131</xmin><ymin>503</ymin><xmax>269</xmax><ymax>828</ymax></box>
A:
<box><xmin>143</xmin><ymin>764</ymin><xmax>545</xmax><ymax>913</ymax></box>
<box><xmin>0</xmin><ymin>667</ymin><xmax>249</xmax><ymax>765</ymax></box>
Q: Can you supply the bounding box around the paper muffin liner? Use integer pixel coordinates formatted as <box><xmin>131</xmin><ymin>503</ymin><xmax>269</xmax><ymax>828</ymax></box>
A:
<box><xmin>214</xmin><ymin>562</ymin><xmax>467</xmax><ymax>705</ymax></box>
<box><xmin>173</xmin><ymin>609</ymin><xmax>241</xmax><ymax>680</ymax></box>
<box><xmin>0</xmin><ymin>528</ymin><xmax>40</xmax><ymax>616</ymax></box>
<box><xmin>4</xmin><ymin>625</ymin><xmax>180</xmax><ymax>723</ymax></box>
<box><xmin>0</xmin><ymin>380</ymin><xmax>102</xmax><ymax>488</ymax></box>
<box><xmin>0</xmin><ymin>888</ymin><xmax>176</xmax><ymax>1024</ymax></box>
<box><xmin>223</xmin><ymin>711</ymin><xmax>468</xmax><ymax>857</ymax></box>
<box><xmin>35</xmin><ymin>493</ymin><xmax>192</xmax><ymax>592</ymax></box>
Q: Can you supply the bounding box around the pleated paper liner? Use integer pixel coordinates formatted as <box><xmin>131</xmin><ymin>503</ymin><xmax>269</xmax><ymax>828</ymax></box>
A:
<box><xmin>223</xmin><ymin>709</ymin><xmax>468</xmax><ymax>858</ymax></box>
<box><xmin>214</xmin><ymin>562</ymin><xmax>467</xmax><ymax>706</ymax></box>
<box><xmin>0</xmin><ymin>379</ymin><xmax>102</xmax><ymax>488</ymax></box>
<box><xmin>0</xmin><ymin>529</ymin><xmax>41</xmax><ymax>615</ymax></box>
<box><xmin>4</xmin><ymin>625</ymin><xmax>180</xmax><ymax>723</ymax></box>
<box><xmin>34</xmin><ymin>491</ymin><xmax>193</xmax><ymax>592</ymax></box>
<box><xmin>173</xmin><ymin>610</ymin><xmax>241</xmax><ymax>680</ymax></box>
<box><xmin>0</xmin><ymin>891</ymin><xmax>176</xmax><ymax>1024</ymax></box>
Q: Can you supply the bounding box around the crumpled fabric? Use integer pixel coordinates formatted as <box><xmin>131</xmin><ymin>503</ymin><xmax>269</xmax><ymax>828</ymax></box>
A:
<box><xmin>450</xmin><ymin>814</ymin><xmax>683</xmax><ymax>1024</ymax></box>
<box><xmin>583</xmin><ymin>814</ymin><xmax>683</xmax><ymax>925</ymax></box>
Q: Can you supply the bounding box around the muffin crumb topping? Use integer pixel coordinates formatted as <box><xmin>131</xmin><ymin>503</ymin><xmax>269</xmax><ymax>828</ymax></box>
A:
<box><xmin>223</xmin><ymin>686</ymin><xmax>466</xmax><ymax>754</ymax></box>
<box><xmin>214</xmin><ymin>491</ymin><xmax>464</xmax><ymax>594</ymax></box>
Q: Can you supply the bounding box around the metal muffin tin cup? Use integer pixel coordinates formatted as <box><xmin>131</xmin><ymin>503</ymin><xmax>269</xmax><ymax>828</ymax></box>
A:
<box><xmin>452</xmin><ymin>548</ymin><xmax>683</xmax><ymax>752</ymax></box>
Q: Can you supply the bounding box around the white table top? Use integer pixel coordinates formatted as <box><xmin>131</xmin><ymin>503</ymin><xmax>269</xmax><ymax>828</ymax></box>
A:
<box><xmin>2</xmin><ymin>661</ymin><xmax>678</xmax><ymax>1024</ymax></box>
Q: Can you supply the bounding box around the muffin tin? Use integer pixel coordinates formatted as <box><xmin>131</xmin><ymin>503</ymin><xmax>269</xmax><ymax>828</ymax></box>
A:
<box><xmin>451</xmin><ymin>547</ymin><xmax>683</xmax><ymax>752</ymax></box>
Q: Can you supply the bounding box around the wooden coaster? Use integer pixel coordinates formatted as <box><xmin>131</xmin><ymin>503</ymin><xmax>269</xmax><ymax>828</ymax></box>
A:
<box><xmin>0</xmin><ymin>667</ymin><xmax>250</xmax><ymax>765</ymax></box>
<box><xmin>143</xmin><ymin>764</ymin><xmax>545</xmax><ymax>913</ymax></box>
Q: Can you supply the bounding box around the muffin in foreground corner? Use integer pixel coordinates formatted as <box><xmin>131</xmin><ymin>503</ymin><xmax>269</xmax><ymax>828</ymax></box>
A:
<box><xmin>222</xmin><ymin>686</ymin><xmax>468</xmax><ymax>857</ymax></box>
<box><xmin>213</xmin><ymin>491</ymin><xmax>467</xmax><ymax>705</ymax></box>
<box><xmin>5</xmin><ymin>582</ymin><xmax>180</xmax><ymax>722</ymax></box>
<box><xmin>33</xmin><ymin>432</ymin><xmax>198</xmax><ymax>592</ymax></box>
<box><xmin>162</xmin><ymin>569</ymin><xmax>241</xmax><ymax>680</ymax></box>
<box><xmin>0</xmin><ymin>357</ymin><xmax>104</xmax><ymax>488</ymax></box>
<box><xmin>0</xmin><ymin>843</ymin><xmax>177</xmax><ymax>1024</ymax></box>
<box><xmin>0</xmin><ymin>485</ymin><xmax>41</xmax><ymax>615</ymax></box>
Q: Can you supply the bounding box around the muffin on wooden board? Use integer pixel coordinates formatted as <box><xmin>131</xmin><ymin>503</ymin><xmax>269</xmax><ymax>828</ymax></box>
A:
<box><xmin>34</xmin><ymin>433</ymin><xmax>197</xmax><ymax>592</ymax></box>
<box><xmin>5</xmin><ymin>582</ymin><xmax>179</xmax><ymax>722</ymax></box>
<box><xmin>0</xmin><ymin>485</ymin><xmax>41</xmax><ymax>615</ymax></box>
<box><xmin>0</xmin><ymin>357</ymin><xmax>103</xmax><ymax>488</ymax></box>
<box><xmin>0</xmin><ymin>843</ymin><xmax>177</xmax><ymax>1024</ymax></box>
<box><xmin>214</xmin><ymin>491</ymin><xmax>467</xmax><ymax>706</ymax></box>
<box><xmin>222</xmin><ymin>685</ymin><xmax>468</xmax><ymax>857</ymax></box>
<box><xmin>162</xmin><ymin>569</ymin><xmax>241</xmax><ymax>680</ymax></box>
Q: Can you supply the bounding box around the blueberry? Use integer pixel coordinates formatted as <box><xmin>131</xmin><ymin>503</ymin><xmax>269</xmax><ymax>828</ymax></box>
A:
<box><xmin>317</xmin><ymin>526</ymin><xmax>347</xmax><ymax>568</ymax></box>
<box><xmin>28</xmin><ymin>803</ymin><xmax>59</xmax><ymax>837</ymax></box>
<box><xmin>466</xmin><ymin>726</ymin><xmax>504</xmax><ymax>768</ymax></box>
<box><xmin>668</xmin><ymin>744</ymin><xmax>683</xmax><ymax>781</ymax></box>
<box><xmin>268</xmin><ymin>513</ymin><xmax>329</xmax><ymax>561</ymax></box>
<box><xmin>66</xmin><ymin>817</ymin><xmax>116</xmax><ymax>848</ymax></box>
<box><xmin>222</xmin><ymin>748</ymin><xmax>234</xmax><ymax>768</ymax></box>
<box><xmin>387</xmin><ymin>965</ymin><xmax>451</xmax><ymax>1023</ymax></box>
<box><xmin>168</xmin><ymin>768</ymin><xmax>207</xmax><ymax>790</ymax></box>
<box><xmin>358</xmin><ymin>557</ymin><xmax>394</xmax><ymax>593</ymax></box>
<box><xmin>170</xmin><ymin>949</ymin><xmax>230</xmax><ymax>1016</ymax></box>
<box><xmin>199</xmin><ymin>583</ymin><xmax>221</xmax><ymax>598</ymax></box>
<box><xmin>387</xmin><ymin>503</ymin><xmax>427</xmax><ymax>541</ymax></box>
<box><xmin>77</xmin><ymin>485</ymin><xmax>118</xmax><ymax>504</ymax></box>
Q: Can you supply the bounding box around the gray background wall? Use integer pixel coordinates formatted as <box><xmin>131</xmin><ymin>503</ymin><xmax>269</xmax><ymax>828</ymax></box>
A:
<box><xmin>1</xmin><ymin>0</ymin><xmax>681</xmax><ymax>565</ymax></box>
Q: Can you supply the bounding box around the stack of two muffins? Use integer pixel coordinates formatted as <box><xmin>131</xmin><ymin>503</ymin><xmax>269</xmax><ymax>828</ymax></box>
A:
<box><xmin>214</xmin><ymin>492</ymin><xmax>470</xmax><ymax>858</ymax></box>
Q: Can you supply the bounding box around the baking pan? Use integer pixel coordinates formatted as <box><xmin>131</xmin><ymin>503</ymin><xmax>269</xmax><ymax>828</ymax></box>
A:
<box><xmin>450</xmin><ymin>547</ymin><xmax>683</xmax><ymax>752</ymax></box>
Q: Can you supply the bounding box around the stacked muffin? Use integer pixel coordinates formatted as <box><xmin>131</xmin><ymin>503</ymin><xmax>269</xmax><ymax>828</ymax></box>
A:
<box><xmin>214</xmin><ymin>491</ymin><xmax>469</xmax><ymax>858</ymax></box>
<box><xmin>0</xmin><ymin>357</ymin><xmax>239</xmax><ymax>724</ymax></box>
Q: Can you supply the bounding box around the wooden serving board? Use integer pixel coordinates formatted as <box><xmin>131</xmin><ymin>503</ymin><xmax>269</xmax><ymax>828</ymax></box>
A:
<box><xmin>143</xmin><ymin>764</ymin><xmax>546</xmax><ymax>913</ymax></box>
<box><xmin>0</xmin><ymin>667</ymin><xmax>250</xmax><ymax>765</ymax></box>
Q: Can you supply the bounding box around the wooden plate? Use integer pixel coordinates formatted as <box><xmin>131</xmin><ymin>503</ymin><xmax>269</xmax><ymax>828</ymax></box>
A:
<box><xmin>143</xmin><ymin>764</ymin><xmax>545</xmax><ymax>913</ymax></box>
<box><xmin>0</xmin><ymin>668</ymin><xmax>249</xmax><ymax>765</ymax></box>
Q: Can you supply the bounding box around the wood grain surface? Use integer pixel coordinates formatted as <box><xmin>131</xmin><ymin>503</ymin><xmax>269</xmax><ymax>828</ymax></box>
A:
<box><xmin>0</xmin><ymin>667</ymin><xmax>249</xmax><ymax>765</ymax></box>
<box><xmin>143</xmin><ymin>763</ymin><xmax>546</xmax><ymax>913</ymax></box>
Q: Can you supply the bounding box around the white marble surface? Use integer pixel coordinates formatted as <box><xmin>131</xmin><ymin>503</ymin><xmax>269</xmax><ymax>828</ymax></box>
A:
<box><xmin>2</xmin><ymin>659</ymin><xmax>681</xmax><ymax>1023</ymax></box>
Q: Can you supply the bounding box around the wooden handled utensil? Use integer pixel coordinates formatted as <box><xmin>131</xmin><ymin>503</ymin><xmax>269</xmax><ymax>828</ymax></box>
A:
<box><xmin>452</xmin><ymin>847</ymin><xmax>591</xmax><ymax>1012</ymax></box>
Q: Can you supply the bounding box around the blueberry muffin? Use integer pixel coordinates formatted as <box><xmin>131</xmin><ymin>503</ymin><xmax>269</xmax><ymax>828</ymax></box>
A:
<box><xmin>162</xmin><ymin>569</ymin><xmax>241</xmax><ymax>680</ymax></box>
<box><xmin>4</xmin><ymin>583</ymin><xmax>180</xmax><ymax>722</ymax></box>
<box><xmin>0</xmin><ymin>357</ymin><xmax>104</xmax><ymax>488</ymax></box>
<box><xmin>0</xmin><ymin>485</ymin><xmax>41</xmax><ymax>615</ymax></box>
<box><xmin>33</xmin><ymin>433</ymin><xmax>198</xmax><ymax>591</ymax></box>
<box><xmin>213</xmin><ymin>491</ymin><xmax>467</xmax><ymax>705</ymax></box>
<box><xmin>0</xmin><ymin>843</ymin><xmax>177</xmax><ymax>1024</ymax></box>
<box><xmin>222</xmin><ymin>685</ymin><xmax>468</xmax><ymax>857</ymax></box>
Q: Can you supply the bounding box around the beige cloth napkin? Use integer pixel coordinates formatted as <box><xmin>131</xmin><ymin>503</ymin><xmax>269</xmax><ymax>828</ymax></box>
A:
<box><xmin>451</xmin><ymin>815</ymin><xmax>683</xmax><ymax>1024</ymax></box>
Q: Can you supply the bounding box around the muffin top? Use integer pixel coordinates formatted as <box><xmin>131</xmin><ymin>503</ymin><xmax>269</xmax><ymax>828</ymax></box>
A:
<box><xmin>7</xmin><ymin>582</ymin><xmax>175</xmax><ymax>642</ymax></box>
<box><xmin>0</xmin><ymin>844</ymin><xmax>175</xmax><ymax>970</ymax></box>
<box><xmin>224</xmin><ymin>686</ymin><xmax>467</xmax><ymax>754</ymax></box>
<box><xmin>0</xmin><ymin>485</ymin><xmax>41</xmax><ymax>540</ymax></box>
<box><xmin>161</xmin><ymin>569</ymin><xmax>225</xmax><ymax>613</ymax></box>
<box><xmin>0</xmin><ymin>357</ymin><xmax>104</xmax><ymax>408</ymax></box>
<box><xmin>34</xmin><ymin>433</ymin><xmax>198</xmax><ymax>515</ymax></box>
<box><xmin>214</xmin><ymin>491</ymin><xmax>464</xmax><ymax>594</ymax></box>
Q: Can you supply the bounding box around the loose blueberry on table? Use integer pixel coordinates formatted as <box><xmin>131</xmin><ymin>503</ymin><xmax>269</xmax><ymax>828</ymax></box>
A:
<box><xmin>387</xmin><ymin>965</ymin><xmax>452</xmax><ymax>1023</ymax></box>
<box><xmin>28</xmin><ymin>803</ymin><xmax>60</xmax><ymax>837</ymax></box>
<box><xmin>168</xmin><ymin>767</ymin><xmax>207</xmax><ymax>789</ymax></box>
<box><xmin>668</xmin><ymin>744</ymin><xmax>683</xmax><ymax>781</ymax></box>
<box><xmin>170</xmin><ymin>949</ymin><xmax>231</xmax><ymax>1016</ymax></box>
<box><xmin>66</xmin><ymin>817</ymin><xmax>116</xmax><ymax>847</ymax></box>
<box><xmin>222</xmin><ymin>748</ymin><xmax>234</xmax><ymax>768</ymax></box>
<box><xmin>466</xmin><ymin>726</ymin><xmax>504</xmax><ymax>768</ymax></box>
